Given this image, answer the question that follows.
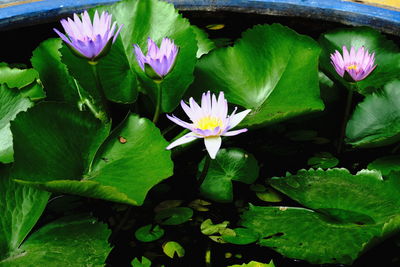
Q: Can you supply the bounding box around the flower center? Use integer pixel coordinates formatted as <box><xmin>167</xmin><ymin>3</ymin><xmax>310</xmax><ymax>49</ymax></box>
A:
<box><xmin>346</xmin><ymin>64</ymin><xmax>359</xmax><ymax>71</ymax></box>
<box><xmin>195</xmin><ymin>116</ymin><xmax>223</xmax><ymax>130</ymax></box>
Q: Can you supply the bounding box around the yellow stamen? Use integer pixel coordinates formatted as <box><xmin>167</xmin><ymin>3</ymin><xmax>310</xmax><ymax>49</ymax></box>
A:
<box><xmin>346</xmin><ymin>64</ymin><xmax>358</xmax><ymax>71</ymax></box>
<box><xmin>195</xmin><ymin>116</ymin><xmax>223</xmax><ymax>130</ymax></box>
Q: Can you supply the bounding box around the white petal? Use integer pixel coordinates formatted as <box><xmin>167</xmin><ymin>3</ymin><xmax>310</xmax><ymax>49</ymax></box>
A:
<box><xmin>228</xmin><ymin>109</ymin><xmax>251</xmax><ymax>129</ymax></box>
<box><xmin>166</xmin><ymin>133</ymin><xmax>197</xmax><ymax>150</ymax></box>
<box><xmin>204</xmin><ymin>136</ymin><xmax>222</xmax><ymax>159</ymax></box>
<box><xmin>222</xmin><ymin>128</ymin><xmax>248</xmax><ymax>136</ymax></box>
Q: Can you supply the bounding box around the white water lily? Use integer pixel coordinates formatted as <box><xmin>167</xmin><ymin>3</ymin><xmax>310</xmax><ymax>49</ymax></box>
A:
<box><xmin>166</xmin><ymin>91</ymin><xmax>251</xmax><ymax>159</ymax></box>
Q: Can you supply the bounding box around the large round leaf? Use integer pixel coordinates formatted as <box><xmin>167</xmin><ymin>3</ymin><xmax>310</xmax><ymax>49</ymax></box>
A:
<box><xmin>239</xmin><ymin>168</ymin><xmax>400</xmax><ymax>264</ymax></box>
<box><xmin>199</xmin><ymin>148</ymin><xmax>259</xmax><ymax>203</ymax></box>
<box><xmin>319</xmin><ymin>27</ymin><xmax>400</xmax><ymax>95</ymax></box>
<box><xmin>0</xmin><ymin>165</ymin><xmax>50</xmax><ymax>261</ymax></box>
<box><xmin>191</xmin><ymin>24</ymin><xmax>324</xmax><ymax>128</ymax></box>
<box><xmin>88</xmin><ymin>114</ymin><xmax>173</xmax><ymax>205</ymax></box>
<box><xmin>346</xmin><ymin>80</ymin><xmax>400</xmax><ymax>147</ymax></box>
<box><xmin>96</xmin><ymin>0</ymin><xmax>197</xmax><ymax>112</ymax></box>
<box><xmin>11</xmin><ymin>102</ymin><xmax>110</xmax><ymax>182</ymax></box>
<box><xmin>0</xmin><ymin>84</ymin><xmax>32</xmax><ymax>163</ymax></box>
<box><xmin>11</xmin><ymin>103</ymin><xmax>173</xmax><ymax>205</ymax></box>
<box><xmin>0</xmin><ymin>216</ymin><xmax>111</xmax><ymax>266</ymax></box>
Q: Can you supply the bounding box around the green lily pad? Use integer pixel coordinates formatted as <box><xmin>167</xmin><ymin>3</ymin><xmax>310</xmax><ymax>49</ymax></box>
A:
<box><xmin>0</xmin><ymin>216</ymin><xmax>111</xmax><ymax>266</ymax></box>
<box><xmin>199</xmin><ymin>148</ymin><xmax>259</xmax><ymax>203</ymax></box>
<box><xmin>222</xmin><ymin>228</ymin><xmax>259</xmax><ymax>245</ymax></box>
<box><xmin>191</xmin><ymin>23</ymin><xmax>324</xmax><ymax>128</ymax></box>
<box><xmin>240</xmin><ymin>168</ymin><xmax>400</xmax><ymax>264</ymax></box>
<box><xmin>256</xmin><ymin>188</ymin><xmax>283</xmax><ymax>203</ymax></box>
<box><xmin>228</xmin><ymin>260</ymin><xmax>275</xmax><ymax>267</ymax></box>
<box><xmin>192</xmin><ymin>25</ymin><xmax>216</xmax><ymax>58</ymax></box>
<box><xmin>163</xmin><ymin>241</ymin><xmax>185</xmax><ymax>258</ymax></box>
<box><xmin>0</xmin><ymin>165</ymin><xmax>50</xmax><ymax>261</ymax></box>
<box><xmin>155</xmin><ymin>207</ymin><xmax>193</xmax><ymax>225</ymax></box>
<box><xmin>96</xmin><ymin>0</ymin><xmax>197</xmax><ymax>112</ymax></box>
<box><xmin>368</xmin><ymin>155</ymin><xmax>400</xmax><ymax>176</ymax></box>
<box><xmin>319</xmin><ymin>27</ymin><xmax>400</xmax><ymax>95</ymax></box>
<box><xmin>307</xmin><ymin>152</ymin><xmax>339</xmax><ymax>169</ymax></box>
<box><xmin>346</xmin><ymin>80</ymin><xmax>400</xmax><ymax>147</ymax></box>
<box><xmin>135</xmin><ymin>224</ymin><xmax>164</xmax><ymax>242</ymax></box>
<box><xmin>0</xmin><ymin>84</ymin><xmax>32</xmax><ymax>163</ymax></box>
<box><xmin>200</xmin><ymin>219</ymin><xmax>230</xmax><ymax>235</ymax></box>
<box><xmin>31</xmin><ymin>38</ymin><xmax>80</xmax><ymax>104</ymax></box>
<box><xmin>11</xmin><ymin>103</ymin><xmax>173</xmax><ymax>205</ymax></box>
<box><xmin>0</xmin><ymin>62</ymin><xmax>38</xmax><ymax>89</ymax></box>
<box><xmin>131</xmin><ymin>256</ymin><xmax>152</xmax><ymax>267</ymax></box>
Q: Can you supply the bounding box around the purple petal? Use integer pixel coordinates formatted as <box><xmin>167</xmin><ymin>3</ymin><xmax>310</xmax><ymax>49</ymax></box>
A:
<box><xmin>133</xmin><ymin>44</ymin><xmax>145</xmax><ymax>70</ymax></box>
<box><xmin>166</xmin><ymin>114</ymin><xmax>193</xmax><ymax>130</ymax></box>
<box><xmin>166</xmin><ymin>132</ymin><xmax>197</xmax><ymax>150</ymax></box>
<box><xmin>222</xmin><ymin>128</ymin><xmax>248</xmax><ymax>137</ymax></box>
<box><xmin>228</xmin><ymin>109</ymin><xmax>251</xmax><ymax>129</ymax></box>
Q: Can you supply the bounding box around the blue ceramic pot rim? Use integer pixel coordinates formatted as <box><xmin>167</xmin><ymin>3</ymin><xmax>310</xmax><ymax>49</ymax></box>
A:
<box><xmin>0</xmin><ymin>0</ymin><xmax>399</xmax><ymax>35</ymax></box>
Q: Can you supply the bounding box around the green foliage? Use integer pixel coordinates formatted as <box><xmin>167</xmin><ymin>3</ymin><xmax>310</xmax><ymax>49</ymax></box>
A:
<box><xmin>368</xmin><ymin>155</ymin><xmax>400</xmax><ymax>176</ymax></box>
<box><xmin>0</xmin><ymin>62</ymin><xmax>38</xmax><ymax>89</ymax></box>
<box><xmin>319</xmin><ymin>27</ymin><xmax>400</xmax><ymax>95</ymax></box>
<box><xmin>97</xmin><ymin>0</ymin><xmax>198</xmax><ymax>112</ymax></box>
<box><xmin>135</xmin><ymin>224</ymin><xmax>165</xmax><ymax>242</ymax></box>
<box><xmin>0</xmin><ymin>165</ymin><xmax>50</xmax><ymax>261</ymax></box>
<box><xmin>31</xmin><ymin>38</ymin><xmax>80</xmax><ymax>104</ymax></box>
<box><xmin>191</xmin><ymin>23</ymin><xmax>324</xmax><ymax>127</ymax></box>
<box><xmin>346</xmin><ymin>80</ymin><xmax>400</xmax><ymax>147</ymax></box>
<box><xmin>0</xmin><ymin>84</ymin><xmax>32</xmax><ymax>163</ymax></box>
<box><xmin>199</xmin><ymin>148</ymin><xmax>259</xmax><ymax>203</ymax></box>
<box><xmin>155</xmin><ymin>207</ymin><xmax>193</xmax><ymax>225</ymax></box>
<box><xmin>221</xmin><ymin>228</ymin><xmax>259</xmax><ymax>245</ymax></box>
<box><xmin>200</xmin><ymin>219</ymin><xmax>230</xmax><ymax>235</ymax></box>
<box><xmin>131</xmin><ymin>256</ymin><xmax>152</xmax><ymax>267</ymax></box>
<box><xmin>0</xmin><ymin>216</ymin><xmax>112</xmax><ymax>266</ymax></box>
<box><xmin>11</xmin><ymin>103</ymin><xmax>173</xmax><ymax>205</ymax></box>
<box><xmin>307</xmin><ymin>152</ymin><xmax>339</xmax><ymax>169</ymax></box>
<box><xmin>228</xmin><ymin>260</ymin><xmax>276</xmax><ymax>267</ymax></box>
<box><xmin>240</xmin><ymin>169</ymin><xmax>400</xmax><ymax>264</ymax></box>
<box><xmin>192</xmin><ymin>25</ymin><xmax>216</xmax><ymax>58</ymax></box>
<box><xmin>163</xmin><ymin>241</ymin><xmax>185</xmax><ymax>258</ymax></box>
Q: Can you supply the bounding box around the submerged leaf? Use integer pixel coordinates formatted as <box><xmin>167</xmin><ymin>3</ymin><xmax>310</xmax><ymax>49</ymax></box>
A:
<box><xmin>135</xmin><ymin>224</ymin><xmax>165</xmax><ymax>242</ymax></box>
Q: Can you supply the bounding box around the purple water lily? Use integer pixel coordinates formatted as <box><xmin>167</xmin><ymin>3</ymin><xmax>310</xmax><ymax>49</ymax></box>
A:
<box><xmin>54</xmin><ymin>10</ymin><xmax>122</xmax><ymax>62</ymax></box>
<box><xmin>166</xmin><ymin>91</ymin><xmax>251</xmax><ymax>159</ymax></box>
<box><xmin>330</xmin><ymin>45</ymin><xmax>377</xmax><ymax>82</ymax></box>
<box><xmin>134</xmin><ymin>37</ymin><xmax>179</xmax><ymax>80</ymax></box>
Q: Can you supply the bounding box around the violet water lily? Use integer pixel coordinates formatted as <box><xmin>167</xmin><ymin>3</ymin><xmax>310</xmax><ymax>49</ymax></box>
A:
<box><xmin>330</xmin><ymin>45</ymin><xmax>376</xmax><ymax>82</ymax></box>
<box><xmin>134</xmin><ymin>37</ymin><xmax>179</xmax><ymax>80</ymax></box>
<box><xmin>54</xmin><ymin>10</ymin><xmax>123</xmax><ymax>62</ymax></box>
<box><xmin>166</xmin><ymin>91</ymin><xmax>251</xmax><ymax>159</ymax></box>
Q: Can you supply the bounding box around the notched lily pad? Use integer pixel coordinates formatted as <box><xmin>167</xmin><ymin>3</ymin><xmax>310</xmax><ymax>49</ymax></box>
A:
<box><xmin>135</xmin><ymin>224</ymin><xmax>165</xmax><ymax>242</ymax></box>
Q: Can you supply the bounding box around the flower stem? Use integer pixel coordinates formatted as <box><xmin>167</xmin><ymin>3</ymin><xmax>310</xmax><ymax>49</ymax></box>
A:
<box><xmin>152</xmin><ymin>81</ymin><xmax>162</xmax><ymax>124</ymax></box>
<box><xmin>337</xmin><ymin>86</ymin><xmax>354</xmax><ymax>154</ymax></box>
<box><xmin>89</xmin><ymin>61</ymin><xmax>109</xmax><ymax>123</ymax></box>
<box><xmin>198</xmin><ymin>155</ymin><xmax>211</xmax><ymax>187</ymax></box>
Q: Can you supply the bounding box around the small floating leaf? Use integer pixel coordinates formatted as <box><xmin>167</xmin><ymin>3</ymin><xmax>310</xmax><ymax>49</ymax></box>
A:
<box><xmin>163</xmin><ymin>241</ymin><xmax>185</xmax><ymax>258</ymax></box>
<box><xmin>154</xmin><ymin>200</ymin><xmax>183</xmax><ymax>213</ymax></box>
<box><xmin>256</xmin><ymin>188</ymin><xmax>283</xmax><ymax>203</ymax></box>
<box><xmin>222</xmin><ymin>228</ymin><xmax>259</xmax><ymax>245</ymax></box>
<box><xmin>307</xmin><ymin>152</ymin><xmax>339</xmax><ymax>169</ymax></box>
<box><xmin>228</xmin><ymin>260</ymin><xmax>276</xmax><ymax>267</ymax></box>
<box><xmin>131</xmin><ymin>256</ymin><xmax>152</xmax><ymax>267</ymax></box>
<box><xmin>200</xmin><ymin>219</ymin><xmax>229</xmax><ymax>235</ymax></box>
<box><xmin>155</xmin><ymin>207</ymin><xmax>193</xmax><ymax>225</ymax></box>
<box><xmin>135</xmin><ymin>224</ymin><xmax>165</xmax><ymax>242</ymax></box>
